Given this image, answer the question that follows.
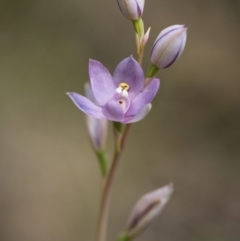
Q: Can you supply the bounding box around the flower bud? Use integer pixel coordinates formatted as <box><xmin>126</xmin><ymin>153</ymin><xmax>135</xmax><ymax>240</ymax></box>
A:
<box><xmin>151</xmin><ymin>25</ymin><xmax>187</xmax><ymax>69</ymax></box>
<box><xmin>85</xmin><ymin>83</ymin><xmax>108</xmax><ymax>152</ymax></box>
<box><xmin>125</xmin><ymin>183</ymin><xmax>173</xmax><ymax>237</ymax></box>
<box><xmin>117</xmin><ymin>0</ymin><xmax>145</xmax><ymax>20</ymax></box>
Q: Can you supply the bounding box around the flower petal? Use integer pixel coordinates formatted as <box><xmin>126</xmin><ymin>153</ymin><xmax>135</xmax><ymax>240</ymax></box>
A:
<box><xmin>152</xmin><ymin>25</ymin><xmax>184</xmax><ymax>45</ymax></box>
<box><xmin>85</xmin><ymin>82</ymin><xmax>96</xmax><ymax>103</ymax></box>
<box><xmin>125</xmin><ymin>78</ymin><xmax>160</xmax><ymax>116</ymax></box>
<box><xmin>113</xmin><ymin>56</ymin><xmax>144</xmax><ymax>100</ymax></box>
<box><xmin>67</xmin><ymin>92</ymin><xmax>105</xmax><ymax>119</ymax></box>
<box><xmin>84</xmin><ymin>84</ymin><xmax>108</xmax><ymax>151</ymax></box>
<box><xmin>89</xmin><ymin>59</ymin><xmax>116</xmax><ymax>105</ymax></box>
<box><xmin>117</xmin><ymin>0</ymin><xmax>145</xmax><ymax>20</ymax></box>
<box><xmin>151</xmin><ymin>25</ymin><xmax>187</xmax><ymax>69</ymax></box>
<box><xmin>123</xmin><ymin>104</ymin><xmax>152</xmax><ymax>123</ymax></box>
<box><xmin>102</xmin><ymin>97</ymin><xmax>125</xmax><ymax>122</ymax></box>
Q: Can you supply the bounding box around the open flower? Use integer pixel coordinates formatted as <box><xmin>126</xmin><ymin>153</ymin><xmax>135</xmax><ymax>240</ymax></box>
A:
<box><xmin>67</xmin><ymin>56</ymin><xmax>160</xmax><ymax>124</ymax></box>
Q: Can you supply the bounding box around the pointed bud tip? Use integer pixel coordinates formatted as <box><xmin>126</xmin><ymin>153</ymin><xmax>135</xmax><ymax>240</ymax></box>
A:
<box><xmin>141</xmin><ymin>27</ymin><xmax>151</xmax><ymax>45</ymax></box>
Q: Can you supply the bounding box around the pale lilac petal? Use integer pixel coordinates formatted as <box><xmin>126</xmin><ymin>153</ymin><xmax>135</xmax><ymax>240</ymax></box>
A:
<box><xmin>102</xmin><ymin>98</ymin><xmax>125</xmax><ymax>122</ymax></box>
<box><xmin>86</xmin><ymin>115</ymin><xmax>108</xmax><ymax>150</ymax></box>
<box><xmin>160</xmin><ymin>29</ymin><xmax>187</xmax><ymax>68</ymax></box>
<box><xmin>137</xmin><ymin>0</ymin><xmax>145</xmax><ymax>13</ymax></box>
<box><xmin>117</xmin><ymin>0</ymin><xmax>145</xmax><ymax>20</ymax></box>
<box><xmin>85</xmin><ymin>83</ymin><xmax>97</xmax><ymax>103</ymax></box>
<box><xmin>117</xmin><ymin>0</ymin><xmax>138</xmax><ymax>20</ymax></box>
<box><xmin>113</xmin><ymin>56</ymin><xmax>144</xmax><ymax>100</ymax></box>
<box><xmin>85</xmin><ymin>84</ymin><xmax>108</xmax><ymax>151</ymax></box>
<box><xmin>123</xmin><ymin>104</ymin><xmax>152</xmax><ymax>123</ymax></box>
<box><xmin>67</xmin><ymin>92</ymin><xmax>105</xmax><ymax>119</ymax></box>
<box><xmin>125</xmin><ymin>78</ymin><xmax>160</xmax><ymax>116</ymax></box>
<box><xmin>89</xmin><ymin>59</ymin><xmax>116</xmax><ymax>105</ymax></box>
<box><xmin>152</xmin><ymin>25</ymin><xmax>184</xmax><ymax>45</ymax></box>
<box><xmin>151</xmin><ymin>25</ymin><xmax>187</xmax><ymax>69</ymax></box>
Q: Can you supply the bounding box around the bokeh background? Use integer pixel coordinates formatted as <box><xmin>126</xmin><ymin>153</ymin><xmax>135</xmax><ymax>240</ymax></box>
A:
<box><xmin>1</xmin><ymin>0</ymin><xmax>240</xmax><ymax>240</ymax></box>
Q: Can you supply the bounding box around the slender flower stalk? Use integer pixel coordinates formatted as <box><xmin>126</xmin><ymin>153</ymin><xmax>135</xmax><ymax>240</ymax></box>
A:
<box><xmin>95</xmin><ymin>27</ymin><xmax>149</xmax><ymax>241</ymax></box>
<box><xmin>96</xmin><ymin>123</ymin><xmax>131</xmax><ymax>241</ymax></box>
<box><xmin>66</xmin><ymin>2</ymin><xmax>187</xmax><ymax>241</ymax></box>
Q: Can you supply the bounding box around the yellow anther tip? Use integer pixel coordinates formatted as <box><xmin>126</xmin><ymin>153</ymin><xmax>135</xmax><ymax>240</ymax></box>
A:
<box><xmin>119</xmin><ymin>82</ymin><xmax>130</xmax><ymax>91</ymax></box>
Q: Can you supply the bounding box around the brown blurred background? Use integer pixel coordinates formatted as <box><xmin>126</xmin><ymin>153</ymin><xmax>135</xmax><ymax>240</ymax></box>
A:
<box><xmin>0</xmin><ymin>0</ymin><xmax>240</xmax><ymax>240</ymax></box>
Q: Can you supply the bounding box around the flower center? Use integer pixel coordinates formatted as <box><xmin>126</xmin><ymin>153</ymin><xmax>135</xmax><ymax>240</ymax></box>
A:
<box><xmin>116</xmin><ymin>82</ymin><xmax>130</xmax><ymax>97</ymax></box>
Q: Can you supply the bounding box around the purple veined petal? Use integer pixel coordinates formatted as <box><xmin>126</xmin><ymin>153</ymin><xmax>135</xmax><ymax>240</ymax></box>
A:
<box><xmin>67</xmin><ymin>92</ymin><xmax>105</xmax><ymax>119</ymax></box>
<box><xmin>89</xmin><ymin>59</ymin><xmax>116</xmax><ymax>106</ymax></box>
<box><xmin>137</xmin><ymin>0</ymin><xmax>145</xmax><ymax>13</ymax></box>
<box><xmin>102</xmin><ymin>95</ymin><xmax>130</xmax><ymax>122</ymax></box>
<box><xmin>158</xmin><ymin>29</ymin><xmax>187</xmax><ymax>68</ymax></box>
<box><xmin>151</xmin><ymin>25</ymin><xmax>187</xmax><ymax>69</ymax></box>
<box><xmin>125</xmin><ymin>78</ymin><xmax>160</xmax><ymax>116</ymax></box>
<box><xmin>152</xmin><ymin>25</ymin><xmax>184</xmax><ymax>46</ymax></box>
<box><xmin>123</xmin><ymin>103</ymin><xmax>152</xmax><ymax>123</ymax></box>
<box><xmin>117</xmin><ymin>0</ymin><xmax>145</xmax><ymax>20</ymax></box>
<box><xmin>113</xmin><ymin>56</ymin><xmax>145</xmax><ymax>100</ymax></box>
<box><xmin>117</xmin><ymin>0</ymin><xmax>138</xmax><ymax>20</ymax></box>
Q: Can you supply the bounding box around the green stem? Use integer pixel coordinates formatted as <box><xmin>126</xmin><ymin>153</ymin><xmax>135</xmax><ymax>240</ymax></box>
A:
<box><xmin>137</xmin><ymin>42</ymin><xmax>144</xmax><ymax>66</ymax></box>
<box><xmin>96</xmin><ymin>124</ymin><xmax>131</xmax><ymax>241</ymax></box>
<box><xmin>146</xmin><ymin>64</ymin><xmax>159</xmax><ymax>78</ymax></box>
<box><xmin>116</xmin><ymin>233</ymin><xmax>132</xmax><ymax>241</ymax></box>
<box><xmin>96</xmin><ymin>151</ymin><xmax>108</xmax><ymax>178</ymax></box>
<box><xmin>113</xmin><ymin>122</ymin><xmax>124</xmax><ymax>134</ymax></box>
<box><xmin>132</xmin><ymin>18</ymin><xmax>144</xmax><ymax>38</ymax></box>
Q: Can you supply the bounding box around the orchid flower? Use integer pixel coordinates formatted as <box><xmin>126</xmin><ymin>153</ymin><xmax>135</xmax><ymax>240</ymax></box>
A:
<box><xmin>67</xmin><ymin>56</ymin><xmax>160</xmax><ymax>124</ymax></box>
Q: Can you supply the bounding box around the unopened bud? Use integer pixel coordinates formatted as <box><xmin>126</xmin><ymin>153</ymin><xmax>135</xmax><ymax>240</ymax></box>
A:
<box><xmin>85</xmin><ymin>83</ymin><xmax>108</xmax><ymax>152</ymax></box>
<box><xmin>151</xmin><ymin>25</ymin><xmax>187</xmax><ymax>69</ymax></box>
<box><xmin>125</xmin><ymin>183</ymin><xmax>174</xmax><ymax>237</ymax></box>
<box><xmin>117</xmin><ymin>0</ymin><xmax>145</xmax><ymax>21</ymax></box>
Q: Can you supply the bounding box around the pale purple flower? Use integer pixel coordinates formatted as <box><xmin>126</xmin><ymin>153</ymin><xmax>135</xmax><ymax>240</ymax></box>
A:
<box><xmin>117</xmin><ymin>0</ymin><xmax>145</xmax><ymax>20</ymax></box>
<box><xmin>67</xmin><ymin>56</ymin><xmax>160</xmax><ymax>124</ymax></box>
<box><xmin>85</xmin><ymin>83</ymin><xmax>108</xmax><ymax>151</ymax></box>
<box><xmin>151</xmin><ymin>25</ymin><xmax>187</xmax><ymax>69</ymax></box>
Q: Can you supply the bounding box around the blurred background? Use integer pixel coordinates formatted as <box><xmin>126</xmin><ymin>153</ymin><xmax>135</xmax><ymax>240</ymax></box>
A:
<box><xmin>1</xmin><ymin>0</ymin><xmax>240</xmax><ymax>240</ymax></box>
